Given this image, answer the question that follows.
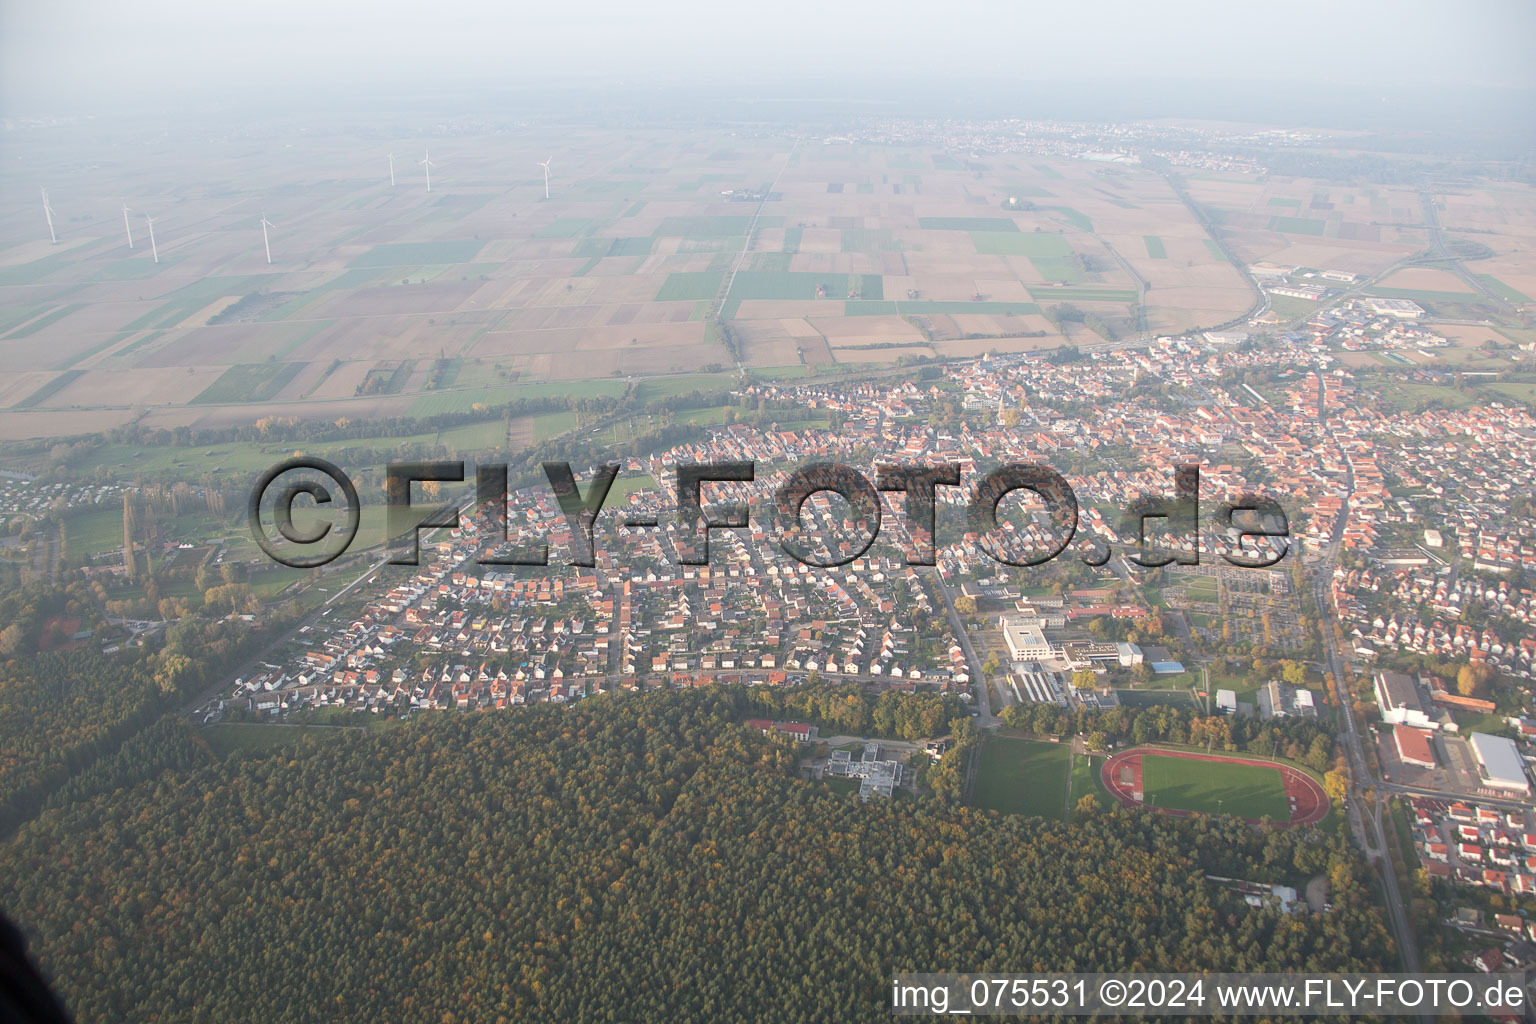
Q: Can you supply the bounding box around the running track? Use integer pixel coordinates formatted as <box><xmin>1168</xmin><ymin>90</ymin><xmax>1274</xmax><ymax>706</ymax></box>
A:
<box><xmin>1100</xmin><ymin>747</ymin><xmax>1328</xmax><ymax>827</ymax></box>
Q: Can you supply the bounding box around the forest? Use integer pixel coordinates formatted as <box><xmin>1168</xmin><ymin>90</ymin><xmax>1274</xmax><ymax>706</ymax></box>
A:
<box><xmin>1</xmin><ymin>689</ymin><xmax>1394</xmax><ymax>1023</ymax></box>
<box><xmin>0</xmin><ymin>582</ymin><xmax>290</xmax><ymax>833</ymax></box>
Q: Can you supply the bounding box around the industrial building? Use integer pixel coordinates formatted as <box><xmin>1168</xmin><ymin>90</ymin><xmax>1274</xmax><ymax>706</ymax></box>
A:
<box><xmin>1469</xmin><ymin>733</ymin><xmax>1531</xmax><ymax>796</ymax></box>
<box><xmin>1393</xmin><ymin>724</ymin><xmax>1436</xmax><ymax>769</ymax></box>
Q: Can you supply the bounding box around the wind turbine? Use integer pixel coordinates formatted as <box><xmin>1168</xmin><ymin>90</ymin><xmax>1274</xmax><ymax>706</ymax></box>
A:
<box><xmin>144</xmin><ymin>214</ymin><xmax>159</xmax><ymax>264</ymax></box>
<box><xmin>537</xmin><ymin>156</ymin><xmax>552</xmax><ymax>200</ymax></box>
<box><xmin>122</xmin><ymin>203</ymin><xmax>135</xmax><ymax>249</ymax></box>
<box><xmin>41</xmin><ymin>188</ymin><xmax>57</xmax><ymax>244</ymax></box>
<box><xmin>260</xmin><ymin>213</ymin><xmax>274</xmax><ymax>264</ymax></box>
<box><xmin>420</xmin><ymin>148</ymin><xmax>434</xmax><ymax>193</ymax></box>
<box><xmin>388</xmin><ymin>152</ymin><xmax>395</xmax><ymax>187</ymax></box>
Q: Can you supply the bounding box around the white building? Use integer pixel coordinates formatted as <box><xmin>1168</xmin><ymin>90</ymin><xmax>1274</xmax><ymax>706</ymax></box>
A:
<box><xmin>1469</xmin><ymin>733</ymin><xmax>1531</xmax><ymax>795</ymax></box>
<box><xmin>1374</xmin><ymin>671</ymin><xmax>1434</xmax><ymax>729</ymax></box>
<box><xmin>1365</xmin><ymin>297</ymin><xmax>1426</xmax><ymax>319</ymax></box>
<box><xmin>1001</xmin><ymin>615</ymin><xmax>1054</xmax><ymax>661</ymax></box>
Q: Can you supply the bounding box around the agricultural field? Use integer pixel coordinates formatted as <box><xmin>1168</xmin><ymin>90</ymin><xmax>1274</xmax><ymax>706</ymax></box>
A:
<box><xmin>971</xmin><ymin>735</ymin><xmax>1071</xmax><ymax>820</ymax></box>
<box><xmin>7</xmin><ymin>126</ymin><xmax>1531</xmax><ymax>442</ymax></box>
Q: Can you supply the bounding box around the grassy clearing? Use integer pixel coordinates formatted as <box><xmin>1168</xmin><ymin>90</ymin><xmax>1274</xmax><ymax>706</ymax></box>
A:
<box><xmin>606</xmin><ymin>473</ymin><xmax>660</xmax><ymax>504</ymax></box>
<box><xmin>972</xmin><ymin>736</ymin><xmax>1070</xmax><ymax>820</ymax></box>
<box><xmin>1143</xmin><ymin>236</ymin><xmax>1167</xmax><ymax>259</ymax></box>
<box><xmin>202</xmin><ymin>723</ymin><xmax>359</xmax><ymax>757</ymax></box>
<box><xmin>1141</xmin><ymin>754</ymin><xmax>1289</xmax><ymax>819</ymax></box>
<box><xmin>1372</xmin><ymin>381</ymin><xmax>1477</xmax><ymax>413</ymax></box>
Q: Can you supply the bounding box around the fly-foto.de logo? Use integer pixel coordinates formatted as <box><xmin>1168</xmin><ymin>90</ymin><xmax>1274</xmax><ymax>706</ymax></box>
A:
<box><xmin>249</xmin><ymin>458</ymin><xmax>1289</xmax><ymax>572</ymax></box>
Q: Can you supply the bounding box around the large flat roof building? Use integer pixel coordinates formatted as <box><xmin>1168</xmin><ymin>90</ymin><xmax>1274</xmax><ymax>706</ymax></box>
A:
<box><xmin>1469</xmin><ymin>733</ymin><xmax>1530</xmax><ymax>795</ymax></box>
<box><xmin>1375</xmin><ymin>671</ymin><xmax>1433</xmax><ymax>729</ymax></box>
<box><xmin>1001</xmin><ymin>615</ymin><xmax>1054</xmax><ymax>662</ymax></box>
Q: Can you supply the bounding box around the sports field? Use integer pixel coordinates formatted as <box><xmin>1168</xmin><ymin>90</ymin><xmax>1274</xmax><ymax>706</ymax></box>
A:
<box><xmin>1140</xmin><ymin>754</ymin><xmax>1289</xmax><ymax>819</ymax></box>
<box><xmin>971</xmin><ymin>736</ymin><xmax>1070</xmax><ymax>820</ymax></box>
<box><xmin>1101</xmin><ymin>748</ymin><xmax>1328</xmax><ymax>826</ymax></box>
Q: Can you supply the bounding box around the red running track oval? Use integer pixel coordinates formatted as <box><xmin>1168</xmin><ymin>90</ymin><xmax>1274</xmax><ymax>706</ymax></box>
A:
<box><xmin>1099</xmin><ymin>747</ymin><xmax>1328</xmax><ymax>827</ymax></box>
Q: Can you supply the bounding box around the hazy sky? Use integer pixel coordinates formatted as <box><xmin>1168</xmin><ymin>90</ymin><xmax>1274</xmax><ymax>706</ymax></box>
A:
<box><xmin>3</xmin><ymin>0</ymin><xmax>1534</xmax><ymax>115</ymax></box>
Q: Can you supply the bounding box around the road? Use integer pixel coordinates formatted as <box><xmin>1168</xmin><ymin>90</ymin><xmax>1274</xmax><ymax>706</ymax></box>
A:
<box><xmin>1309</xmin><ymin>374</ymin><xmax>1422</xmax><ymax>977</ymax></box>
<box><xmin>1418</xmin><ymin>190</ymin><xmax>1517</xmax><ymax>316</ymax></box>
<box><xmin>924</xmin><ymin>567</ymin><xmax>995</xmax><ymax>727</ymax></box>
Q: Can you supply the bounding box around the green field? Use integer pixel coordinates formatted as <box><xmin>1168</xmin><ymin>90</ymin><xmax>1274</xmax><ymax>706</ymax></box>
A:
<box><xmin>14</xmin><ymin>370</ymin><xmax>85</xmax><ymax>409</ymax></box>
<box><xmin>654</xmin><ymin>216</ymin><xmax>752</xmax><ymax>237</ymax></box>
<box><xmin>725</xmin><ymin>271</ymin><xmax>883</xmax><ymax>301</ymax></box>
<box><xmin>1033</xmin><ymin>287</ymin><xmax>1138</xmax><ymax>303</ymax></box>
<box><xmin>969</xmin><ymin>232</ymin><xmax>1070</xmax><ymax>256</ymax></box>
<box><xmin>1473</xmin><ymin>274</ymin><xmax>1533</xmax><ymax>304</ymax></box>
<box><xmin>1143</xmin><ymin>236</ymin><xmax>1167</xmax><ymax>259</ymax></box>
<box><xmin>631</xmin><ymin>373</ymin><xmax>735</xmax><ymax>403</ymax></box>
<box><xmin>1268</xmin><ymin>216</ymin><xmax>1326</xmax><ymax>237</ymax></box>
<box><xmin>63</xmin><ymin>506</ymin><xmax>124</xmax><ymax>557</ymax></box>
<box><xmin>1046</xmin><ymin>207</ymin><xmax>1094</xmax><ymax>232</ymax></box>
<box><xmin>405</xmin><ymin>379</ymin><xmax>625</xmax><ymax>417</ymax></box>
<box><xmin>347</xmin><ymin>240</ymin><xmax>486</xmax><ymax>267</ymax></box>
<box><xmin>1114</xmin><ymin>689</ymin><xmax>1197</xmax><ymax>709</ymax></box>
<box><xmin>1029</xmin><ymin>258</ymin><xmax>1085</xmax><ymax>283</ymax></box>
<box><xmin>122</xmin><ymin>274</ymin><xmax>283</xmax><ymax>332</ymax></box>
<box><xmin>919</xmin><ymin>217</ymin><xmax>1019</xmax><ymax>232</ymax></box>
<box><xmin>656</xmin><ymin>271</ymin><xmax>725</xmax><ymax>301</ymax></box>
<box><xmin>845</xmin><ymin>300</ymin><xmax>1041</xmax><ymax>317</ymax></box>
<box><xmin>1485</xmin><ymin>381</ymin><xmax>1536</xmax><ymax>403</ymax></box>
<box><xmin>1365</xmin><ymin>285</ymin><xmax>1483</xmax><ymax>305</ymax></box>
<box><xmin>528</xmin><ymin>410</ymin><xmax>578</xmax><ymax>441</ymax></box>
<box><xmin>3</xmin><ymin>303</ymin><xmax>84</xmax><ymax>340</ymax></box>
<box><xmin>1067</xmin><ymin>752</ymin><xmax>1099</xmax><ymax>821</ymax></box>
<box><xmin>972</xmin><ymin>736</ymin><xmax>1070</xmax><ymax>820</ymax></box>
<box><xmin>573</xmin><ymin>236</ymin><xmax>653</xmax><ymax>259</ymax></box>
<box><xmin>192</xmin><ymin>362</ymin><xmax>306</xmax><ymax>405</ymax></box>
<box><xmin>533</xmin><ymin>219</ymin><xmax>601</xmax><ymax>239</ymax></box>
<box><xmin>1140</xmin><ymin>754</ymin><xmax>1289</xmax><ymax>819</ymax></box>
